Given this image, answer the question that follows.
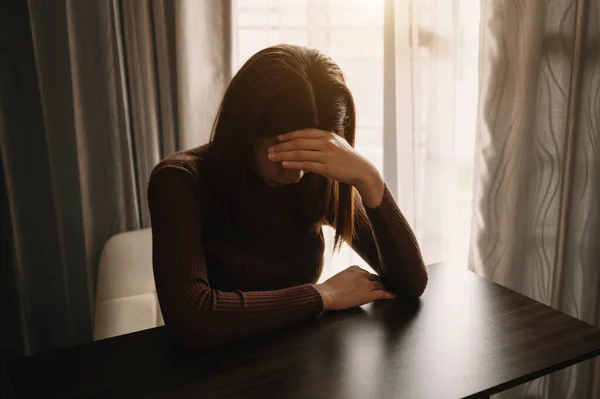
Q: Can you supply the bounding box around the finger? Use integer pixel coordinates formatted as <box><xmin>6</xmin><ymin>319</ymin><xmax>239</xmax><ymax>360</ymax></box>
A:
<box><xmin>281</xmin><ymin>161</ymin><xmax>326</xmax><ymax>175</ymax></box>
<box><xmin>366</xmin><ymin>272</ymin><xmax>380</xmax><ymax>281</ymax></box>
<box><xmin>357</xmin><ymin>268</ymin><xmax>377</xmax><ymax>278</ymax></box>
<box><xmin>369</xmin><ymin>281</ymin><xmax>386</xmax><ymax>291</ymax></box>
<box><xmin>368</xmin><ymin>281</ymin><xmax>384</xmax><ymax>291</ymax></box>
<box><xmin>268</xmin><ymin>150</ymin><xmax>326</xmax><ymax>163</ymax></box>
<box><xmin>278</xmin><ymin>129</ymin><xmax>330</xmax><ymax>142</ymax></box>
<box><xmin>269</xmin><ymin>138</ymin><xmax>325</xmax><ymax>153</ymax></box>
<box><xmin>371</xmin><ymin>290</ymin><xmax>397</xmax><ymax>301</ymax></box>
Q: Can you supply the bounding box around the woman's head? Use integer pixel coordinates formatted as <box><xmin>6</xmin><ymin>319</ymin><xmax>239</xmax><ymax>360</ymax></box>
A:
<box><xmin>210</xmin><ymin>44</ymin><xmax>356</xmax><ymax>246</ymax></box>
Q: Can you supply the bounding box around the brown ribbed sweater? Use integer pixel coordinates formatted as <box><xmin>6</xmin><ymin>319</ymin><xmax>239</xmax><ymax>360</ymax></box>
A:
<box><xmin>147</xmin><ymin>144</ymin><xmax>427</xmax><ymax>350</ymax></box>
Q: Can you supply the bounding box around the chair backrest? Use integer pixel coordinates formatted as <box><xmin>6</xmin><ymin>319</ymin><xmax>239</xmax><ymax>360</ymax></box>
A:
<box><xmin>93</xmin><ymin>228</ymin><xmax>164</xmax><ymax>341</ymax></box>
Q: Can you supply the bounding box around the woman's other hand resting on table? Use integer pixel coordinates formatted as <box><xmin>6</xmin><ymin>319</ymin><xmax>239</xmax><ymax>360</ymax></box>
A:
<box><xmin>313</xmin><ymin>265</ymin><xmax>396</xmax><ymax>311</ymax></box>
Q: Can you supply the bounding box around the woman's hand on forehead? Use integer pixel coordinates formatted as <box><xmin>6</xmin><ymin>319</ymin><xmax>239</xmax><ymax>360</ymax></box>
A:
<box><xmin>266</xmin><ymin>128</ymin><xmax>365</xmax><ymax>186</ymax></box>
<box><xmin>267</xmin><ymin>127</ymin><xmax>384</xmax><ymax>207</ymax></box>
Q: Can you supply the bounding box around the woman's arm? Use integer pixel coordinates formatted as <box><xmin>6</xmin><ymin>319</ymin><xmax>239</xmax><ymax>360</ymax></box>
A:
<box><xmin>148</xmin><ymin>165</ymin><xmax>323</xmax><ymax>350</ymax></box>
<box><xmin>349</xmin><ymin>182</ymin><xmax>428</xmax><ymax>298</ymax></box>
<box><xmin>269</xmin><ymin>129</ymin><xmax>428</xmax><ymax>297</ymax></box>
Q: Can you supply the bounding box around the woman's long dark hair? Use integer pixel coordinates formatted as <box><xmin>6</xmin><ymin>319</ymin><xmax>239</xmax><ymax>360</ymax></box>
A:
<box><xmin>209</xmin><ymin>44</ymin><xmax>356</xmax><ymax>248</ymax></box>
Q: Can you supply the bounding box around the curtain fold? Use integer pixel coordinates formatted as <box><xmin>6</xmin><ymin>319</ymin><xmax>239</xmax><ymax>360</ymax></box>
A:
<box><xmin>176</xmin><ymin>0</ymin><xmax>231</xmax><ymax>150</ymax></box>
<box><xmin>0</xmin><ymin>0</ymin><xmax>230</xmax><ymax>360</ymax></box>
<box><xmin>470</xmin><ymin>0</ymin><xmax>600</xmax><ymax>397</ymax></box>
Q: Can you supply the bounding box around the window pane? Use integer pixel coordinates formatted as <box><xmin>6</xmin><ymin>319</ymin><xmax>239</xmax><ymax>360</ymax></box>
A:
<box><xmin>329</xmin><ymin>7</ymin><xmax>382</xmax><ymax>27</ymax></box>
<box><xmin>236</xmin><ymin>29</ymin><xmax>268</xmax><ymax>67</ymax></box>
<box><xmin>237</xmin><ymin>12</ymin><xmax>268</xmax><ymax>27</ymax></box>
<box><xmin>342</xmin><ymin>62</ymin><xmax>383</xmax><ymax>127</ymax></box>
<box><xmin>280</xmin><ymin>11</ymin><xmax>308</xmax><ymax>27</ymax></box>
<box><xmin>278</xmin><ymin>29</ymin><xmax>308</xmax><ymax>45</ymax></box>
<box><xmin>237</xmin><ymin>0</ymin><xmax>268</xmax><ymax>6</ymax></box>
<box><xmin>328</xmin><ymin>29</ymin><xmax>381</xmax><ymax>60</ymax></box>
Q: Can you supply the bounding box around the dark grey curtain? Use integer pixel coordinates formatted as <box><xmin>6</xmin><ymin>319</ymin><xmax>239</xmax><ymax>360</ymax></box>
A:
<box><xmin>0</xmin><ymin>0</ymin><xmax>230</xmax><ymax>360</ymax></box>
<box><xmin>470</xmin><ymin>0</ymin><xmax>600</xmax><ymax>397</ymax></box>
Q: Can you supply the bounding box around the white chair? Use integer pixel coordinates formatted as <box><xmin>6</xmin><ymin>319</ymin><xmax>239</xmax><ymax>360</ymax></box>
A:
<box><xmin>93</xmin><ymin>228</ymin><xmax>164</xmax><ymax>341</ymax></box>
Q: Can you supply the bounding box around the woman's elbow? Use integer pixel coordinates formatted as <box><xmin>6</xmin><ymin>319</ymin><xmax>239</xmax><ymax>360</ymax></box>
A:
<box><xmin>408</xmin><ymin>263</ymin><xmax>428</xmax><ymax>297</ymax></box>
<box><xmin>159</xmin><ymin>289</ymin><xmax>222</xmax><ymax>350</ymax></box>
<box><xmin>385</xmin><ymin>265</ymin><xmax>428</xmax><ymax>298</ymax></box>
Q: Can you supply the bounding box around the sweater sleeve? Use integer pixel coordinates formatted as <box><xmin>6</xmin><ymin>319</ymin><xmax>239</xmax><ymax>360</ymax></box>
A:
<box><xmin>147</xmin><ymin>165</ymin><xmax>323</xmax><ymax>350</ymax></box>
<box><xmin>338</xmin><ymin>185</ymin><xmax>428</xmax><ymax>297</ymax></box>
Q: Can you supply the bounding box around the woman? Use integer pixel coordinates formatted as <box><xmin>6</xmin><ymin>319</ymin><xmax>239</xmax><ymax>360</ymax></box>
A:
<box><xmin>148</xmin><ymin>44</ymin><xmax>427</xmax><ymax>351</ymax></box>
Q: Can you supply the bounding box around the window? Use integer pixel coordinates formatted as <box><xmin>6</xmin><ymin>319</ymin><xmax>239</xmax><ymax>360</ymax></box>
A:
<box><xmin>232</xmin><ymin>0</ymin><xmax>480</xmax><ymax>279</ymax></box>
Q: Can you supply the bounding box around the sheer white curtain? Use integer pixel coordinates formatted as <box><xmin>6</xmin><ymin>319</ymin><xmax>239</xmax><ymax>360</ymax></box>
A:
<box><xmin>232</xmin><ymin>0</ymin><xmax>480</xmax><ymax>278</ymax></box>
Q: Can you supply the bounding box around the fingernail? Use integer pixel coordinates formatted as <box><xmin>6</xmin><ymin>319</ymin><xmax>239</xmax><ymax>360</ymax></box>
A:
<box><xmin>277</xmin><ymin>134</ymin><xmax>285</xmax><ymax>141</ymax></box>
<box><xmin>268</xmin><ymin>152</ymin><xmax>277</xmax><ymax>160</ymax></box>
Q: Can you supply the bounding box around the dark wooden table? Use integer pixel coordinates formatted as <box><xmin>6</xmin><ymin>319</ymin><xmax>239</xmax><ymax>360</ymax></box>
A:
<box><xmin>4</xmin><ymin>264</ymin><xmax>600</xmax><ymax>399</ymax></box>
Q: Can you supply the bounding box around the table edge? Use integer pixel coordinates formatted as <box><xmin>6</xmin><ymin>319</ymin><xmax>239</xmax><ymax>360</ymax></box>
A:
<box><xmin>466</xmin><ymin>345</ymin><xmax>600</xmax><ymax>398</ymax></box>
